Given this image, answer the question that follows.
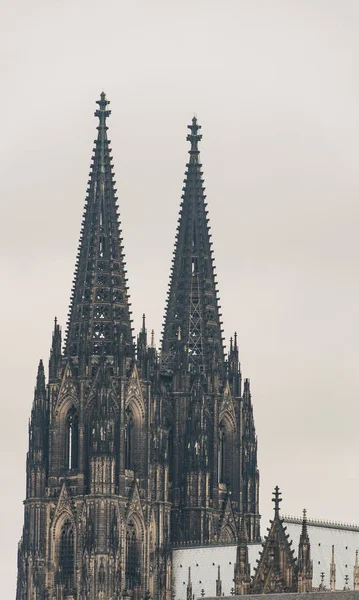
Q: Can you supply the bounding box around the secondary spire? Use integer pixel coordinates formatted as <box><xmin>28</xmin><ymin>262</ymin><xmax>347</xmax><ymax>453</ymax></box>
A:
<box><xmin>162</xmin><ymin>117</ymin><xmax>224</xmax><ymax>375</ymax></box>
<box><xmin>65</xmin><ymin>93</ymin><xmax>133</xmax><ymax>358</ymax></box>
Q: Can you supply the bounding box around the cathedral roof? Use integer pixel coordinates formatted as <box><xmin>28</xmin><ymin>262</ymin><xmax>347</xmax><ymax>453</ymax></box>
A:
<box><xmin>172</xmin><ymin>516</ymin><xmax>359</xmax><ymax>599</ymax></box>
<box><xmin>65</xmin><ymin>93</ymin><xmax>133</xmax><ymax>358</ymax></box>
<box><xmin>161</xmin><ymin>116</ymin><xmax>224</xmax><ymax>375</ymax></box>
<box><xmin>284</xmin><ymin>516</ymin><xmax>359</xmax><ymax>593</ymax></box>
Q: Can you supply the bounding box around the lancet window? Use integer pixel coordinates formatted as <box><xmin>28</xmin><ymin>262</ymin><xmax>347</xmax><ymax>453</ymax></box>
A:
<box><xmin>218</xmin><ymin>425</ymin><xmax>225</xmax><ymax>484</ymax></box>
<box><xmin>66</xmin><ymin>406</ymin><xmax>78</xmax><ymax>471</ymax></box>
<box><xmin>126</xmin><ymin>521</ymin><xmax>140</xmax><ymax>589</ymax></box>
<box><xmin>59</xmin><ymin>520</ymin><xmax>74</xmax><ymax>590</ymax></box>
<box><xmin>125</xmin><ymin>410</ymin><xmax>134</xmax><ymax>470</ymax></box>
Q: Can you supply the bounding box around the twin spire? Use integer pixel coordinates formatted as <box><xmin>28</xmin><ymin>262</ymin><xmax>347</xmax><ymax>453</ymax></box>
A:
<box><xmin>65</xmin><ymin>93</ymin><xmax>133</xmax><ymax>357</ymax></box>
<box><xmin>66</xmin><ymin>95</ymin><xmax>224</xmax><ymax>370</ymax></box>
<box><xmin>162</xmin><ymin>116</ymin><xmax>224</xmax><ymax>373</ymax></box>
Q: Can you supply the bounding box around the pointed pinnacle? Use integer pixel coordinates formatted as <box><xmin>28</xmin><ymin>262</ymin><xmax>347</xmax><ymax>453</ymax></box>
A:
<box><xmin>95</xmin><ymin>91</ymin><xmax>111</xmax><ymax>127</ymax></box>
<box><xmin>36</xmin><ymin>359</ymin><xmax>45</xmax><ymax>390</ymax></box>
<box><xmin>187</xmin><ymin>115</ymin><xmax>202</xmax><ymax>154</ymax></box>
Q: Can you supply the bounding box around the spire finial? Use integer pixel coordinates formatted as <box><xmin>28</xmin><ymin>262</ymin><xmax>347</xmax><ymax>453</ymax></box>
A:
<box><xmin>187</xmin><ymin>115</ymin><xmax>202</xmax><ymax>155</ymax></box>
<box><xmin>272</xmin><ymin>485</ymin><xmax>282</xmax><ymax>516</ymax></box>
<box><xmin>142</xmin><ymin>313</ymin><xmax>146</xmax><ymax>333</ymax></box>
<box><xmin>301</xmin><ymin>508</ymin><xmax>308</xmax><ymax>535</ymax></box>
<box><xmin>95</xmin><ymin>92</ymin><xmax>111</xmax><ymax>131</ymax></box>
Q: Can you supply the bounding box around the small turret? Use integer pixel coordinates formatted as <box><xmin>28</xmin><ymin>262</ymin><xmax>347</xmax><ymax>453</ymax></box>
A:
<box><xmin>330</xmin><ymin>544</ymin><xmax>336</xmax><ymax>591</ymax></box>
<box><xmin>49</xmin><ymin>317</ymin><xmax>62</xmax><ymax>382</ymax></box>
<box><xmin>353</xmin><ymin>550</ymin><xmax>359</xmax><ymax>590</ymax></box>
<box><xmin>186</xmin><ymin>567</ymin><xmax>192</xmax><ymax>600</ymax></box>
<box><xmin>228</xmin><ymin>331</ymin><xmax>241</xmax><ymax>396</ymax></box>
<box><xmin>216</xmin><ymin>565</ymin><xmax>222</xmax><ymax>597</ymax></box>
<box><xmin>298</xmin><ymin>509</ymin><xmax>313</xmax><ymax>592</ymax></box>
<box><xmin>27</xmin><ymin>360</ymin><xmax>47</xmax><ymax>499</ymax></box>
<box><xmin>234</xmin><ymin>520</ymin><xmax>251</xmax><ymax>595</ymax></box>
<box><xmin>241</xmin><ymin>377</ymin><xmax>260</xmax><ymax>541</ymax></box>
<box><xmin>137</xmin><ymin>314</ymin><xmax>148</xmax><ymax>375</ymax></box>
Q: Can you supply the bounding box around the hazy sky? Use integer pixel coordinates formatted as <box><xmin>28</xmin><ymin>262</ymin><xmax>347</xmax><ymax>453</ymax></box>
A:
<box><xmin>2</xmin><ymin>0</ymin><xmax>359</xmax><ymax>595</ymax></box>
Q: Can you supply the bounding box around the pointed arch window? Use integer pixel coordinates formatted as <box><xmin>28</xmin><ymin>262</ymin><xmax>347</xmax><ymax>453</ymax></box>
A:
<box><xmin>125</xmin><ymin>410</ymin><xmax>134</xmax><ymax>470</ymax></box>
<box><xmin>218</xmin><ymin>425</ymin><xmax>225</xmax><ymax>484</ymax></box>
<box><xmin>126</xmin><ymin>521</ymin><xmax>140</xmax><ymax>589</ymax></box>
<box><xmin>59</xmin><ymin>520</ymin><xmax>74</xmax><ymax>590</ymax></box>
<box><xmin>66</xmin><ymin>406</ymin><xmax>78</xmax><ymax>471</ymax></box>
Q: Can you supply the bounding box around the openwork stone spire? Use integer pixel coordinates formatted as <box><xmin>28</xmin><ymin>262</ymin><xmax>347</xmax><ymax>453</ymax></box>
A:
<box><xmin>65</xmin><ymin>93</ymin><xmax>133</xmax><ymax>357</ymax></box>
<box><xmin>162</xmin><ymin>117</ymin><xmax>224</xmax><ymax>373</ymax></box>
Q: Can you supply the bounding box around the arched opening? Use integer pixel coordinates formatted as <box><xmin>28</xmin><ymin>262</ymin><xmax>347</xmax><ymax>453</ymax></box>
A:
<box><xmin>65</xmin><ymin>406</ymin><xmax>78</xmax><ymax>471</ymax></box>
<box><xmin>125</xmin><ymin>410</ymin><xmax>134</xmax><ymax>470</ymax></box>
<box><xmin>218</xmin><ymin>419</ymin><xmax>234</xmax><ymax>487</ymax></box>
<box><xmin>125</xmin><ymin>404</ymin><xmax>144</xmax><ymax>473</ymax></box>
<box><xmin>59</xmin><ymin>520</ymin><xmax>74</xmax><ymax>590</ymax></box>
<box><xmin>218</xmin><ymin>425</ymin><xmax>225</xmax><ymax>484</ymax></box>
<box><xmin>126</xmin><ymin>520</ymin><xmax>140</xmax><ymax>589</ymax></box>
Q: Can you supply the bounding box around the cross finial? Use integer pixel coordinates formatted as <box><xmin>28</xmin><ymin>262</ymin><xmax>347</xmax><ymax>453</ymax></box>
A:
<box><xmin>95</xmin><ymin>92</ymin><xmax>111</xmax><ymax>130</ymax></box>
<box><xmin>272</xmin><ymin>486</ymin><xmax>282</xmax><ymax>515</ymax></box>
<box><xmin>187</xmin><ymin>115</ymin><xmax>202</xmax><ymax>154</ymax></box>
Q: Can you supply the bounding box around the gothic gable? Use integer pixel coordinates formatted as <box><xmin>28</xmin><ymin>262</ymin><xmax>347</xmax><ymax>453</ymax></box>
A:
<box><xmin>126</xmin><ymin>363</ymin><xmax>145</xmax><ymax>418</ymax></box>
<box><xmin>55</xmin><ymin>361</ymin><xmax>78</xmax><ymax>415</ymax></box>
<box><xmin>218</xmin><ymin>496</ymin><xmax>237</xmax><ymax>542</ymax></box>
<box><xmin>219</xmin><ymin>381</ymin><xmax>236</xmax><ymax>430</ymax></box>
<box><xmin>51</xmin><ymin>481</ymin><xmax>76</xmax><ymax>527</ymax></box>
<box><xmin>252</xmin><ymin>487</ymin><xmax>297</xmax><ymax>594</ymax></box>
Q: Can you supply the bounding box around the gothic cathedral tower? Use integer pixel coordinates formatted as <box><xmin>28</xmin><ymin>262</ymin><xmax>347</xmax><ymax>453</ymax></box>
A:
<box><xmin>161</xmin><ymin>116</ymin><xmax>260</xmax><ymax>545</ymax></box>
<box><xmin>16</xmin><ymin>95</ymin><xmax>260</xmax><ymax>600</ymax></box>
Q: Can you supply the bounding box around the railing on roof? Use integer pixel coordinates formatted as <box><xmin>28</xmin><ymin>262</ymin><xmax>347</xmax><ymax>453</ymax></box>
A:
<box><xmin>171</xmin><ymin>539</ymin><xmax>262</xmax><ymax>549</ymax></box>
<box><xmin>283</xmin><ymin>514</ymin><xmax>359</xmax><ymax>532</ymax></box>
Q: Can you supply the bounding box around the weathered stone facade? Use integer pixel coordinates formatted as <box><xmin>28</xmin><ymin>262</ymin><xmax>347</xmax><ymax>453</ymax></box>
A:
<box><xmin>16</xmin><ymin>94</ymin><xmax>260</xmax><ymax>600</ymax></box>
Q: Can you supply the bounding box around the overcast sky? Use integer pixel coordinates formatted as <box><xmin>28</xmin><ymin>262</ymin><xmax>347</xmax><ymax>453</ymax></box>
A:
<box><xmin>2</xmin><ymin>0</ymin><xmax>359</xmax><ymax>595</ymax></box>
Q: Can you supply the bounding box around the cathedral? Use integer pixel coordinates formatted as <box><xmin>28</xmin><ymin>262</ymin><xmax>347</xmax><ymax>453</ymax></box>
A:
<box><xmin>16</xmin><ymin>94</ymin><xmax>260</xmax><ymax>600</ymax></box>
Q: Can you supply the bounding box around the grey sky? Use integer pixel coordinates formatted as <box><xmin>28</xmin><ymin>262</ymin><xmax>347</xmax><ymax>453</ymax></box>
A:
<box><xmin>2</xmin><ymin>0</ymin><xmax>359</xmax><ymax>595</ymax></box>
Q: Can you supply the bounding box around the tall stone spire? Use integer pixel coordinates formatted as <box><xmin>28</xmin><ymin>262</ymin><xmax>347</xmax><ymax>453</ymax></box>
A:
<box><xmin>65</xmin><ymin>93</ymin><xmax>133</xmax><ymax>358</ymax></box>
<box><xmin>162</xmin><ymin>117</ymin><xmax>224</xmax><ymax>375</ymax></box>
